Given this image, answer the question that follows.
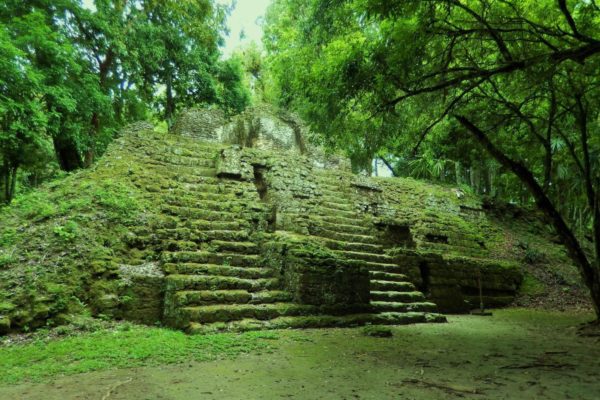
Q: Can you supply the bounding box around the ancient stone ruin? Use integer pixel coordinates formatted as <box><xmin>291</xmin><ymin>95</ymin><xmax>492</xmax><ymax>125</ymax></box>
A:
<box><xmin>113</xmin><ymin>107</ymin><xmax>523</xmax><ymax>333</ymax></box>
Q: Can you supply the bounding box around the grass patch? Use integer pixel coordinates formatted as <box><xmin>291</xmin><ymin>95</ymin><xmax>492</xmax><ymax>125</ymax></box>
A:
<box><xmin>0</xmin><ymin>324</ymin><xmax>278</xmax><ymax>385</ymax></box>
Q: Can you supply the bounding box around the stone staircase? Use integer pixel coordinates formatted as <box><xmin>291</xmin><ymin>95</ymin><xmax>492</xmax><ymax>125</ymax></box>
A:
<box><xmin>147</xmin><ymin>159</ymin><xmax>308</xmax><ymax>330</ymax></box>
<box><xmin>310</xmin><ymin>170</ymin><xmax>439</xmax><ymax>316</ymax></box>
<box><xmin>124</xmin><ymin>131</ymin><xmax>442</xmax><ymax>333</ymax></box>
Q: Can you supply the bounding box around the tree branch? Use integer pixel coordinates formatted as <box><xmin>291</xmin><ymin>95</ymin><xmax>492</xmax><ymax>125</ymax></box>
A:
<box><xmin>454</xmin><ymin>115</ymin><xmax>597</xmax><ymax>302</ymax></box>
<box><xmin>448</xmin><ymin>0</ymin><xmax>513</xmax><ymax>61</ymax></box>
<box><xmin>558</xmin><ymin>0</ymin><xmax>599</xmax><ymax>43</ymax></box>
<box><xmin>383</xmin><ymin>41</ymin><xmax>600</xmax><ymax>110</ymax></box>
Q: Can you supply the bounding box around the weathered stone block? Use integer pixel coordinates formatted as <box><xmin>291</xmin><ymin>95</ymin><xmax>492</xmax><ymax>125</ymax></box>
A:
<box><xmin>216</xmin><ymin>146</ymin><xmax>245</xmax><ymax>179</ymax></box>
<box><xmin>264</xmin><ymin>233</ymin><xmax>370</xmax><ymax>309</ymax></box>
<box><xmin>119</xmin><ymin>263</ymin><xmax>165</xmax><ymax>325</ymax></box>
<box><xmin>285</xmin><ymin>262</ymin><xmax>369</xmax><ymax>307</ymax></box>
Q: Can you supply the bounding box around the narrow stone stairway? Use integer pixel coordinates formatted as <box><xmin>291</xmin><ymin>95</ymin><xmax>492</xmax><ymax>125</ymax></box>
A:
<box><xmin>311</xmin><ymin>170</ymin><xmax>439</xmax><ymax>316</ymax></box>
<box><xmin>123</xmin><ymin>133</ymin><xmax>309</xmax><ymax>331</ymax></box>
<box><xmin>157</xmin><ymin>172</ymin><xmax>308</xmax><ymax>330</ymax></box>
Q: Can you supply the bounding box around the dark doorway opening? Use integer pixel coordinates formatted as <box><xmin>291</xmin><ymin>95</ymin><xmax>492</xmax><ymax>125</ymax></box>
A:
<box><xmin>418</xmin><ymin>262</ymin><xmax>430</xmax><ymax>295</ymax></box>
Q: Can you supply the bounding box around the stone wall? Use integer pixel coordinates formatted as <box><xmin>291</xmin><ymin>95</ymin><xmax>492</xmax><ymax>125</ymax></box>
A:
<box><xmin>171</xmin><ymin>107</ymin><xmax>225</xmax><ymax>140</ymax></box>
<box><xmin>264</xmin><ymin>232</ymin><xmax>370</xmax><ymax>312</ymax></box>
<box><xmin>118</xmin><ymin>263</ymin><xmax>165</xmax><ymax>324</ymax></box>
<box><xmin>386</xmin><ymin>249</ymin><xmax>522</xmax><ymax>312</ymax></box>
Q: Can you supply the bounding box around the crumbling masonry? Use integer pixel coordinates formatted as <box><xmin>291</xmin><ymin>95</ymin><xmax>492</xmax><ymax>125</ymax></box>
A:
<box><xmin>119</xmin><ymin>108</ymin><xmax>522</xmax><ymax>333</ymax></box>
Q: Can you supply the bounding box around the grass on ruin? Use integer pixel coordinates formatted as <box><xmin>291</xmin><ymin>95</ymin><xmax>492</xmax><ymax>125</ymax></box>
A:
<box><xmin>0</xmin><ymin>321</ymin><xmax>278</xmax><ymax>385</ymax></box>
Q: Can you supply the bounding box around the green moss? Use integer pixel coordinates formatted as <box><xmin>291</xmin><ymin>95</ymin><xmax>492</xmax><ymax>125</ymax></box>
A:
<box><xmin>0</xmin><ymin>323</ymin><xmax>277</xmax><ymax>384</ymax></box>
<box><xmin>519</xmin><ymin>273</ymin><xmax>546</xmax><ymax>296</ymax></box>
<box><xmin>52</xmin><ymin>220</ymin><xmax>79</xmax><ymax>242</ymax></box>
<box><xmin>362</xmin><ymin>325</ymin><xmax>393</xmax><ymax>337</ymax></box>
<box><xmin>0</xmin><ymin>129</ymin><xmax>154</xmax><ymax>332</ymax></box>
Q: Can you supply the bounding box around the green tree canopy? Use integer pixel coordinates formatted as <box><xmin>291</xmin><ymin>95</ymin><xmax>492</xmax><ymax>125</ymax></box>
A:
<box><xmin>264</xmin><ymin>0</ymin><xmax>600</xmax><ymax>319</ymax></box>
<box><xmin>0</xmin><ymin>0</ymin><xmax>249</xmax><ymax>202</ymax></box>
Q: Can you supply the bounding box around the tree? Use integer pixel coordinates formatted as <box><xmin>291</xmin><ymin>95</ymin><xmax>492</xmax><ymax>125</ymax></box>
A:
<box><xmin>264</xmin><ymin>0</ymin><xmax>600</xmax><ymax>319</ymax></box>
<box><xmin>1</xmin><ymin>0</ymin><xmax>112</xmax><ymax>171</ymax></box>
<box><xmin>0</xmin><ymin>0</ymin><xmax>248</xmax><ymax>188</ymax></box>
<box><xmin>0</xmin><ymin>25</ymin><xmax>51</xmax><ymax>203</ymax></box>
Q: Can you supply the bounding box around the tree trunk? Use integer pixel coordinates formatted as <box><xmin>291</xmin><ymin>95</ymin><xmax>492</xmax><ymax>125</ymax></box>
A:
<box><xmin>2</xmin><ymin>163</ymin><xmax>8</xmax><ymax>204</ymax></box>
<box><xmin>456</xmin><ymin>115</ymin><xmax>600</xmax><ymax>320</ymax></box>
<box><xmin>85</xmin><ymin>48</ymin><xmax>115</xmax><ymax>167</ymax></box>
<box><xmin>53</xmin><ymin>136</ymin><xmax>83</xmax><ymax>171</ymax></box>
<box><xmin>379</xmin><ymin>155</ymin><xmax>398</xmax><ymax>177</ymax></box>
<box><xmin>2</xmin><ymin>163</ymin><xmax>18</xmax><ymax>204</ymax></box>
<box><xmin>8</xmin><ymin>166</ymin><xmax>17</xmax><ymax>202</ymax></box>
<box><xmin>454</xmin><ymin>161</ymin><xmax>462</xmax><ymax>185</ymax></box>
<box><xmin>166</xmin><ymin>74</ymin><xmax>175</xmax><ymax>131</ymax></box>
<box><xmin>84</xmin><ymin>113</ymin><xmax>100</xmax><ymax>167</ymax></box>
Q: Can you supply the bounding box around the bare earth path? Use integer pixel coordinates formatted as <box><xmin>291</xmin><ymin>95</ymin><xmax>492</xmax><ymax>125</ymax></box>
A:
<box><xmin>1</xmin><ymin>309</ymin><xmax>599</xmax><ymax>399</ymax></box>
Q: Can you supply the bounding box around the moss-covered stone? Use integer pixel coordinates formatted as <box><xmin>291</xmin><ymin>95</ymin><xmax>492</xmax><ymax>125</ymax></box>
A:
<box><xmin>0</xmin><ymin>109</ymin><xmax>579</xmax><ymax>334</ymax></box>
<box><xmin>263</xmin><ymin>232</ymin><xmax>370</xmax><ymax>308</ymax></box>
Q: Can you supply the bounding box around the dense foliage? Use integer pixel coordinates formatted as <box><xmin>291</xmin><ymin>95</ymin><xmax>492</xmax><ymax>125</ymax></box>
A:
<box><xmin>0</xmin><ymin>0</ymin><xmax>249</xmax><ymax>203</ymax></box>
<box><xmin>264</xmin><ymin>0</ymin><xmax>600</xmax><ymax>317</ymax></box>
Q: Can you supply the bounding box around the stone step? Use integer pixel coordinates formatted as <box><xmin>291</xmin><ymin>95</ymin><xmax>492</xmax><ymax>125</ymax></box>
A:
<box><xmin>320</xmin><ymin>188</ymin><xmax>353</xmax><ymax>197</ymax></box>
<box><xmin>163</xmin><ymin>196</ymin><xmax>246</xmax><ymax>211</ymax></box>
<box><xmin>180</xmin><ymin>303</ymin><xmax>315</xmax><ymax>323</ymax></box>
<box><xmin>315</xmin><ymin>206</ymin><xmax>357</xmax><ymax>219</ymax></box>
<box><xmin>334</xmin><ymin>250</ymin><xmax>393</xmax><ymax>264</ymax></box>
<box><xmin>160</xmin><ymin>240</ymin><xmax>199</xmax><ymax>252</ymax></box>
<box><xmin>320</xmin><ymin>200</ymin><xmax>355</xmax><ymax>212</ymax></box>
<box><xmin>249</xmin><ymin>290</ymin><xmax>293</xmax><ymax>304</ymax></box>
<box><xmin>318</xmin><ymin>215</ymin><xmax>365</xmax><ymax>227</ymax></box>
<box><xmin>369</xmin><ymin>271</ymin><xmax>409</xmax><ymax>282</ymax></box>
<box><xmin>163</xmin><ymin>189</ymin><xmax>238</xmax><ymax>202</ymax></box>
<box><xmin>174</xmin><ymin>182</ymin><xmax>229</xmax><ymax>194</ymax></box>
<box><xmin>185</xmin><ymin>220</ymin><xmax>250</xmax><ymax>231</ymax></box>
<box><xmin>210</xmin><ymin>240</ymin><xmax>259</xmax><ymax>254</ymax></box>
<box><xmin>174</xmin><ymin>290</ymin><xmax>252</xmax><ymax>306</ymax></box>
<box><xmin>163</xmin><ymin>263</ymin><xmax>271</xmax><ymax>279</ymax></box>
<box><xmin>371</xmin><ymin>291</ymin><xmax>426</xmax><ymax>302</ymax></box>
<box><xmin>166</xmin><ymin>274</ymin><xmax>278</xmax><ymax>292</ymax></box>
<box><xmin>161</xmin><ymin>205</ymin><xmax>238</xmax><ymax>221</ymax></box>
<box><xmin>169</xmin><ymin>174</ymin><xmax>220</xmax><ymax>185</ymax></box>
<box><xmin>319</xmin><ymin>184</ymin><xmax>350</xmax><ymax>193</ymax></box>
<box><xmin>155</xmin><ymin>228</ymin><xmax>250</xmax><ymax>243</ymax></box>
<box><xmin>370</xmin><ymin>301</ymin><xmax>438</xmax><ymax>313</ymax></box>
<box><xmin>142</xmin><ymin>155</ymin><xmax>216</xmax><ymax>168</ymax></box>
<box><xmin>168</xmin><ymin>196</ymin><xmax>266</xmax><ymax>213</ymax></box>
<box><xmin>317</xmin><ymin>176</ymin><xmax>347</xmax><ymax>185</ymax></box>
<box><xmin>141</xmin><ymin>158</ymin><xmax>216</xmax><ymax>170</ymax></box>
<box><xmin>162</xmin><ymin>251</ymin><xmax>260</xmax><ymax>267</ymax></box>
<box><xmin>143</xmin><ymin>164</ymin><xmax>218</xmax><ymax>178</ymax></box>
<box><xmin>173</xmin><ymin>290</ymin><xmax>292</xmax><ymax>307</ymax></box>
<box><xmin>310</xmin><ymin>228</ymin><xmax>375</xmax><ymax>244</ymax></box>
<box><xmin>322</xmin><ymin>238</ymin><xmax>383</xmax><ymax>253</ymax></box>
<box><xmin>314</xmin><ymin>221</ymin><xmax>372</xmax><ymax>235</ymax></box>
<box><xmin>187</xmin><ymin>311</ymin><xmax>446</xmax><ymax>333</ymax></box>
<box><xmin>370</xmin><ymin>280</ymin><xmax>416</xmax><ymax>291</ymax></box>
<box><xmin>128</xmin><ymin>137</ymin><xmax>221</xmax><ymax>153</ymax></box>
<box><xmin>320</xmin><ymin>192</ymin><xmax>354</xmax><ymax>201</ymax></box>
<box><xmin>364</xmin><ymin>262</ymin><xmax>405</xmax><ymax>274</ymax></box>
<box><xmin>129</xmin><ymin>235</ymin><xmax>194</xmax><ymax>249</ymax></box>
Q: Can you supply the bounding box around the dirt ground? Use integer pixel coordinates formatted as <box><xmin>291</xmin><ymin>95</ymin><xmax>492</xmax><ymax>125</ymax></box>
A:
<box><xmin>1</xmin><ymin>309</ymin><xmax>599</xmax><ymax>400</ymax></box>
